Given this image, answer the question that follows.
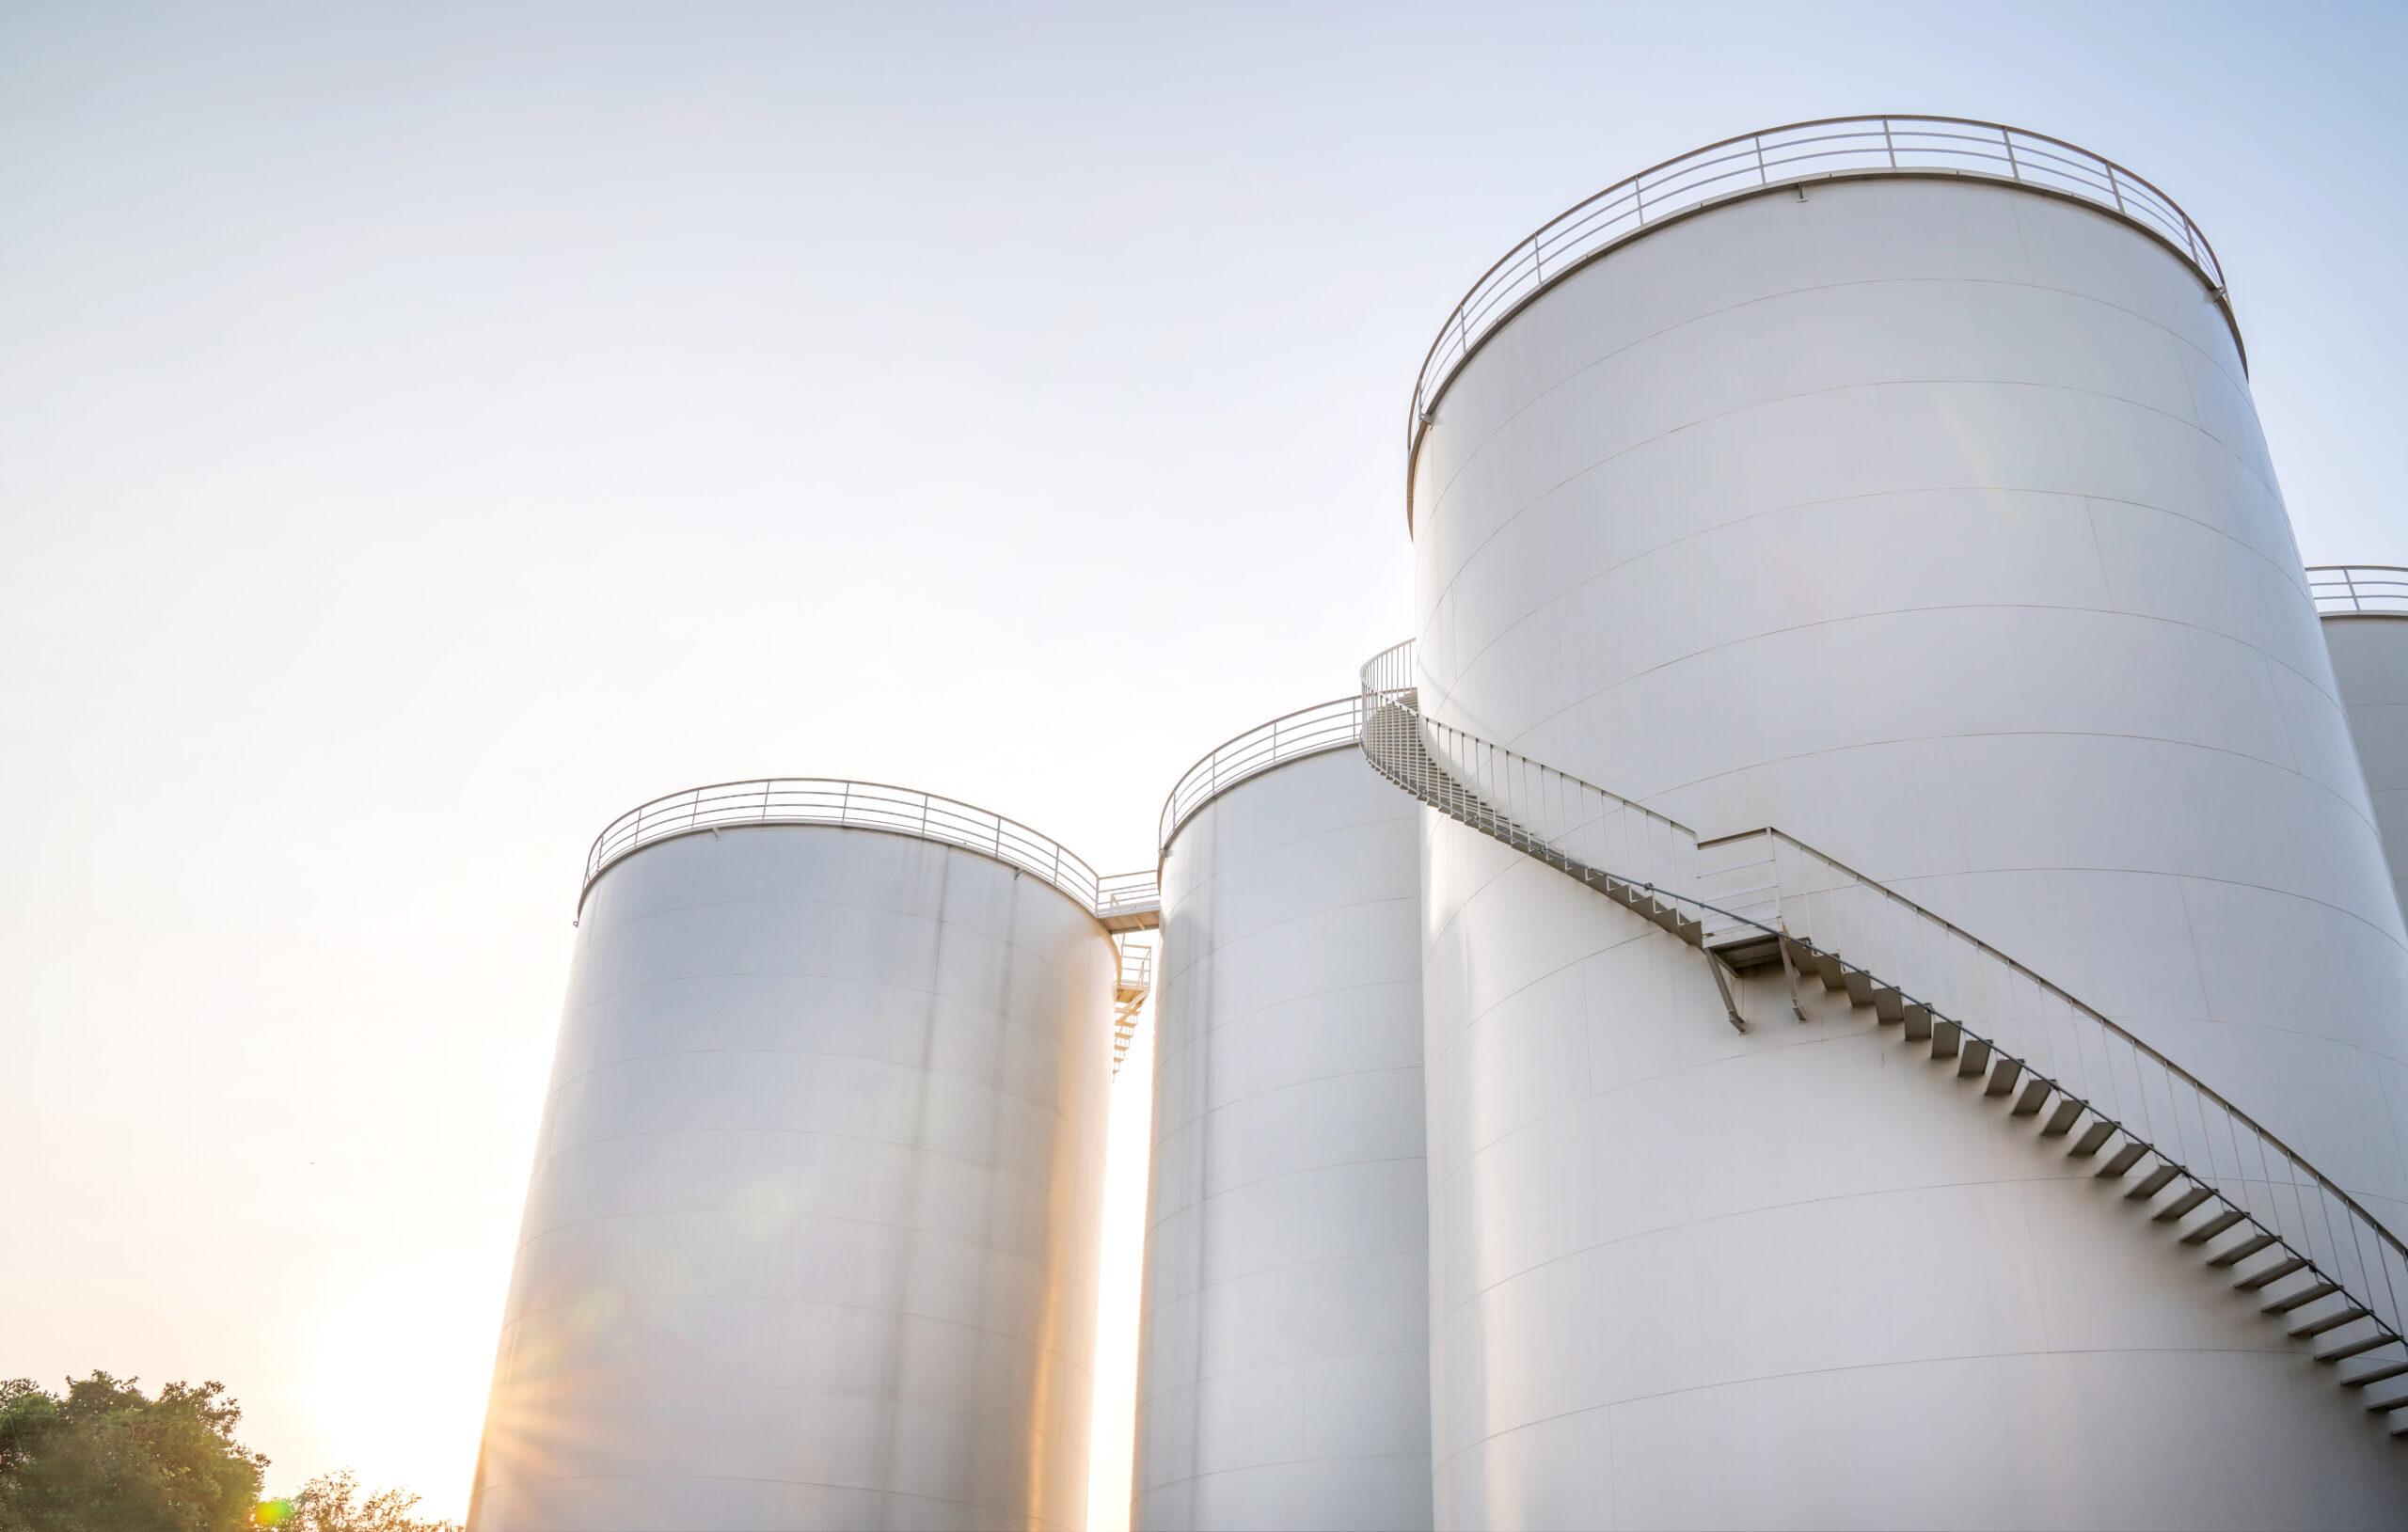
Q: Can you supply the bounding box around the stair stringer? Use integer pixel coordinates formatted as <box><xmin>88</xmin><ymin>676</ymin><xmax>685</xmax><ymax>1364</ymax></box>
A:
<box><xmin>1359</xmin><ymin>689</ymin><xmax>2408</xmax><ymax>1437</ymax></box>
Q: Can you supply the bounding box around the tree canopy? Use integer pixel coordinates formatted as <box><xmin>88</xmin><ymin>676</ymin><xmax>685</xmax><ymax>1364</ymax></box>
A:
<box><xmin>0</xmin><ymin>1373</ymin><xmax>265</xmax><ymax>1532</ymax></box>
<box><xmin>255</xmin><ymin>1470</ymin><xmax>457</xmax><ymax>1532</ymax></box>
<box><xmin>0</xmin><ymin>1374</ymin><xmax>459</xmax><ymax>1532</ymax></box>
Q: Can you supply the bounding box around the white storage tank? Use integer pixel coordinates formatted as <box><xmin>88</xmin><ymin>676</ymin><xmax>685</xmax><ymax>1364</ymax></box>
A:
<box><xmin>2317</xmin><ymin>565</ymin><xmax>2408</xmax><ymax>922</ymax></box>
<box><xmin>467</xmin><ymin>781</ymin><xmax>1123</xmax><ymax>1532</ymax></box>
<box><xmin>1406</xmin><ymin>119</ymin><xmax>2408</xmax><ymax>1524</ymax></box>
<box><xmin>1133</xmin><ymin>700</ymin><xmax>1433</xmax><ymax>1530</ymax></box>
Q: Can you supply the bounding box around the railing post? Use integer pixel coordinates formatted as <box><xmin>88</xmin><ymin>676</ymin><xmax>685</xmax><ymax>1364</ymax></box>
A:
<box><xmin>1882</xmin><ymin>117</ymin><xmax>1897</xmax><ymax>169</ymax></box>
<box><xmin>2001</xmin><ymin>124</ymin><xmax>2020</xmax><ymax>181</ymax></box>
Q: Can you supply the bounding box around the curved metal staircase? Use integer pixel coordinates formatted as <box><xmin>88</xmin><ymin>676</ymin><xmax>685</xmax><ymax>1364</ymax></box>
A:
<box><xmin>1356</xmin><ymin>640</ymin><xmax>2408</xmax><ymax>1438</ymax></box>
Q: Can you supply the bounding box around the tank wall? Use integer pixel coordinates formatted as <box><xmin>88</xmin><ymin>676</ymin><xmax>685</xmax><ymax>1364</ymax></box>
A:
<box><xmin>1410</xmin><ymin>174</ymin><xmax>2408</xmax><ymax>1228</ymax></box>
<box><xmin>1419</xmin><ymin>808</ymin><xmax>2408</xmax><ymax>1528</ymax></box>
<box><xmin>1409</xmin><ymin>176</ymin><xmax>2408</xmax><ymax>1525</ymax></box>
<box><xmin>1134</xmin><ymin>748</ymin><xmax>1432</xmax><ymax>1531</ymax></box>
<box><xmin>2323</xmin><ymin>613</ymin><xmax>2408</xmax><ymax>922</ymax></box>
<box><xmin>467</xmin><ymin>824</ymin><xmax>1116</xmax><ymax>1532</ymax></box>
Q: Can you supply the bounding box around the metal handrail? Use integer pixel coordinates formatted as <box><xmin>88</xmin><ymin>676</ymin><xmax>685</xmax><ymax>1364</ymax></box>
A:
<box><xmin>1158</xmin><ymin>696</ymin><xmax>1369</xmax><ymax>855</ymax></box>
<box><xmin>1360</xmin><ymin>640</ymin><xmax>2408</xmax><ymax>1372</ymax></box>
<box><xmin>1357</xmin><ymin>639</ymin><xmax>1418</xmax><ymax>703</ymax></box>
<box><xmin>581</xmin><ymin>776</ymin><xmax>1158</xmax><ymax>925</ymax></box>
<box><xmin>1405</xmin><ymin>116</ymin><xmax>2235</xmax><ymax>521</ymax></box>
<box><xmin>1112</xmin><ymin>938</ymin><xmax>1154</xmax><ymax>1077</ymax></box>
<box><xmin>2308</xmin><ymin>565</ymin><xmax>2408</xmax><ymax>615</ymax></box>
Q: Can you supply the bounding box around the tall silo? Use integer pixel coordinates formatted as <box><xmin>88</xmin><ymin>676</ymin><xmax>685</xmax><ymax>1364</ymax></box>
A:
<box><xmin>2317</xmin><ymin>565</ymin><xmax>2408</xmax><ymax>922</ymax></box>
<box><xmin>1133</xmin><ymin>700</ymin><xmax>1433</xmax><ymax>1531</ymax></box>
<box><xmin>1402</xmin><ymin>118</ymin><xmax>2408</xmax><ymax>1524</ymax></box>
<box><xmin>467</xmin><ymin>781</ymin><xmax>1148</xmax><ymax>1532</ymax></box>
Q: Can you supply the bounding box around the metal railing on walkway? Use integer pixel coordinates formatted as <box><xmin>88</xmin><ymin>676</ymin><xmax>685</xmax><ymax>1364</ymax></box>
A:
<box><xmin>2309</xmin><ymin>565</ymin><xmax>2408</xmax><ymax>615</ymax></box>
<box><xmin>1407</xmin><ymin>117</ymin><xmax>2233</xmax><ymax>502</ymax></box>
<box><xmin>1158</xmin><ymin>696</ymin><xmax>1368</xmax><ymax>855</ymax></box>
<box><xmin>582</xmin><ymin>777</ymin><xmax>1158</xmax><ymax>929</ymax></box>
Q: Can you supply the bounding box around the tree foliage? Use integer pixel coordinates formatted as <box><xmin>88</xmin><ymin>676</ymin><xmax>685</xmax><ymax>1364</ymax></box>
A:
<box><xmin>0</xmin><ymin>1373</ymin><xmax>265</xmax><ymax>1532</ymax></box>
<box><xmin>254</xmin><ymin>1470</ymin><xmax>457</xmax><ymax>1532</ymax></box>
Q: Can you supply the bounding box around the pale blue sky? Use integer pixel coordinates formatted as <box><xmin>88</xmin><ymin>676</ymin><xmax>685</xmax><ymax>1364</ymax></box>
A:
<box><xmin>3</xmin><ymin>3</ymin><xmax>2401</xmax><ymax>1518</ymax></box>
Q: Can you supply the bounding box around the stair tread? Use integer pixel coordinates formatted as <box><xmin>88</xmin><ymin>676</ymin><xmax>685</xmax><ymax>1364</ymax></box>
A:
<box><xmin>2264</xmin><ymin>1280</ymin><xmax>2343</xmax><ymax>1315</ymax></box>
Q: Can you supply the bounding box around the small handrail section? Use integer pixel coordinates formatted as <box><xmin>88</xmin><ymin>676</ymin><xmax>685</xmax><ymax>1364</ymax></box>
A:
<box><xmin>1359</xmin><ymin>640</ymin><xmax>2408</xmax><ymax>1398</ymax></box>
<box><xmin>1158</xmin><ymin>696</ymin><xmax>1368</xmax><ymax>855</ymax></box>
<box><xmin>1113</xmin><ymin>938</ymin><xmax>1155</xmax><ymax>1077</ymax></box>
<box><xmin>2309</xmin><ymin>565</ymin><xmax>2408</xmax><ymax>615</ymax></box>
<box><xmin>582</xmin><ymin>776</ymin><xmax>1159</xmax><ymax>928</ymax></box>
<box><xmin>1407</xmin><ymin>116</ymin><xmax>2230</xmax><ymax>492</ymax></box>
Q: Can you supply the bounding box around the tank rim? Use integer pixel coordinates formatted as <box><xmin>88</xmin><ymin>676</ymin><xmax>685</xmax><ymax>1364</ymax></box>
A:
<box><xmin>1405</xmin><ymin>116</ymin><xmax>2242</xmax><ymax>534</ymax></box>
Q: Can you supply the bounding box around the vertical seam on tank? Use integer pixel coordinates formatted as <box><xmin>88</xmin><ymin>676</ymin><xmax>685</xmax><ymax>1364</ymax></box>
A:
<box><xmin>879</xmin><ymin>839</ymin><xmax>948</xmax><ymax>1529</ymax></box>
<box><xmin>2257</xmin><ymin>650</ymin><xmax>2306</xmax><ymax>774</ymax></box>
<box><xmin>2008</xmin><ymin>1177</ymin><xmax>2057</xmax><ymax>1359</ymax></box>
<box><xmin>1181</xmin><ymin>805</ymin><xmax>1217</xmax><ymax>1511</ymax></box>
<box><xmin>1603</xmin><ymin>1396</ymin><xmax>1624</xmax><ymax>1530</ymax></box>
<box><xmin>2077</xmin><ymin>495</ymin><xmax>2117</xmax><ymax>613</ymax></box>
<box><xmin>998</xmin><ymin>864</ymin><xmax>1047</xmax><ymax>1530</ymax></box>
<box><xmin>2172</xmin><ymin>875</ymin><xmax>2216</xmax><ymax>1027</ymax></box>
<box><xmin>2007</xmin><ymin>184</ymin><xmax>2038</xmax><ymax>298</ymax></box>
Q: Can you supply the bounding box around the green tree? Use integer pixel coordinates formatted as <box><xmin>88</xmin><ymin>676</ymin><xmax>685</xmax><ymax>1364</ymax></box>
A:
<box><xmin>0</xmin><ymin>1373</ymin><xmax>266</xmax><ymax>1532</ymax></box>
<box><xmin>255</xmin><ymin>1470</ymin><xmax>457</xmax><ymax>1532</ymax></box>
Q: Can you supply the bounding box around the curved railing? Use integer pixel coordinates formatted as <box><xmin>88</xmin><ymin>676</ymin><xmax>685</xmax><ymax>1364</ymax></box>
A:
<box><xmin>2309</xmin><ymin>565</ymin><xmax>2408</xmax><ymax>615</ymax></box>
<box><xmin>1358</xmin><ymin>639</ymin><xmax>1417</xmax><ymax>703</ymax></box>
<box><xmin>1406</xmin><ymin>116</ymin><xmax>2234</xmax><ymax>504</ymax></box>
<box><xmin>1360</xmin><ymin>640</ymin><xmax>2408</xmax><ymax>1405</ymax></box>
<box><xmin>582</xmin><ymin>777</ymin><xmax>1159</xmax><ymax>927</ymax></box>
<box><xmin>1157</xmin><ymin>696</ymin><xmax>1368</xmax><ymax>855</ymax></box>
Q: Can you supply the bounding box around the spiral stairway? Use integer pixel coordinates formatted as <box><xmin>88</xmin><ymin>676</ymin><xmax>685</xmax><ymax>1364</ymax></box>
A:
<box><xmin>1356</xmin><ymin>650</ymin><xmax>2408</xmax><ymax>1441</ymax></box>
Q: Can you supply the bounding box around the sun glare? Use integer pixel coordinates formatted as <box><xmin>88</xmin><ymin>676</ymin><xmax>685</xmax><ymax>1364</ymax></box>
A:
<box><xmin>308</xmin><ymin>1257</ymin><xmax>499</xmax><ymax>1520</ymax></box>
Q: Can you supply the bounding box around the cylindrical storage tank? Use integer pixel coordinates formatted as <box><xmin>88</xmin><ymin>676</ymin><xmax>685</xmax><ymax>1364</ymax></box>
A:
<box><xmin>2317</xmin><ymin>566</ymin><xmax>2408</xmax><ymax>922</ymax></box>
<box><xmin>1134</xmin><ymin>700</ymin><xmax>1434</xmax><ymax>1531</ymax></box>
<box><xmin>467</xmin><ymin>782</ymin><xmax>1119</xmax><ymax>1532</ymax></box>
<box><xmin>1407</xmin><ymin>120</ymin><xmax>2408</xmax><ymax>1525</ymax></box>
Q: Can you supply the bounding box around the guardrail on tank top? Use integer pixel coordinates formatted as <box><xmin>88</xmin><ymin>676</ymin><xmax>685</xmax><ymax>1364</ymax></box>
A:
<box><xmin>1359</xmin><ymin>640</ymin><xmax>2408</xmax><ymax>1367</ymax></box>
<box><xmin>2309</xmin><ymin>566</ymin><xmax>2408</xmax><ymax>615</ymax></box>
<box><xmin>1158</xmin><ymin>695</ymin><xmax>1369</xmax><ymax>854</ymax></box>
<box><xmin>583</xmin><ymin>777</ymin><xmax>1159</xmax><ymax>926</ymax></box>
<box><xmin>1407</xmin><ymin>116</ymin><xmax>2230</xmax><ymax>473</ymax></box>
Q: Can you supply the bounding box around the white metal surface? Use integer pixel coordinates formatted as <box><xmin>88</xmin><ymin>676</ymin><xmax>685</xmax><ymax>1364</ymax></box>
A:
<box><xmin>467</xmin><ymin>819</ymin><xmax>1117</xmax><ymax>1531</ymax></box>
<box><xmin>1408</xmin><ymin>150</ymin><xmax>2408</xmax><ymax>1525</ymax></box>
<box><xmin>2321</xmin><ymin>593</ymin><xmax>2408</xmax><ymax>924</ymax></box>
<box><xmin>1134</xmin><ymin>744</ymin><xmax>1432</xmax><ymax>1530</ymax></box>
